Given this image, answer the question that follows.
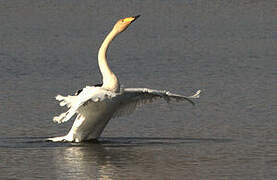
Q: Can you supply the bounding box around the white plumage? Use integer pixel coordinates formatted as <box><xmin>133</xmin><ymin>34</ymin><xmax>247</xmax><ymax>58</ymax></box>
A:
<box><xmin>48</xmin><ymin>15</ymin><xmax>201</xmax><ymax>142</ymax></box>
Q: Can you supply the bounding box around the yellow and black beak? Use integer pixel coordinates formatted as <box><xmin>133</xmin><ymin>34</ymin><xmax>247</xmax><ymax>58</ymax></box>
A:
<box><xmin>123</xmin><ymin>15</ymin><xmax>141</xmax><ymax>23</ymax></box>
<box><xmin>132</xmin><ymin>15</ymin><xmax>141</xmax><ymax>22</ymax></box>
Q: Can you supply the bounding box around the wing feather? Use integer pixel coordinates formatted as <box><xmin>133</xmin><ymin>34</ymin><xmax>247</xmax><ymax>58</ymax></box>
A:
<box><xmin>53</xmin><ymin>86</ymin><xmax>113</xmax><ymax>124</ymax></box>
<box><xmin>111</xmin><ymin>88</ymin><xmax>201</xmax><ymax>118</ymax></box>
<box><xmin>53</xmin><ymin>86</ymin><xmax>201</xmax><ymax>123</ymax></box>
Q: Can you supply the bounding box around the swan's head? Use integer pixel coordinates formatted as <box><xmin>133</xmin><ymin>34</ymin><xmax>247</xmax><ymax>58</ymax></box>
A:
<box><xmin>113</xmin><ymin>15</ymin><xmax>140</xmax><ymax>33</ymax></box>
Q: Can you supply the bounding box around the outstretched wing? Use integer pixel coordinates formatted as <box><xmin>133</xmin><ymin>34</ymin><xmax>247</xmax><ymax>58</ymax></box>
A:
<box><xmin>53</xmin><ymin>87</ymin><xmax>201</xmax><ymax>123</ymax></box>
<box><xmin>112</xmin><ymin>88</ymin><xmax>201</xmax><ymax>118</ymax></box>
<box><xmin>53</xmin><ymin>86</ymin><xmax>113</xmax><ymax>124</ymax></box>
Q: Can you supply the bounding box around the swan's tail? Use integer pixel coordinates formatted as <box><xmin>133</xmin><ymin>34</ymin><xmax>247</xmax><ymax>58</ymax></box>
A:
<box><xmin>47</xmin><ymin>134</ymin><xmax>75</xmax><ymax>142</ymax></box>
<box><xmin>47</xmin><ymin>136</ymin><xmax>68</xmax><ymax>142</ymax></box>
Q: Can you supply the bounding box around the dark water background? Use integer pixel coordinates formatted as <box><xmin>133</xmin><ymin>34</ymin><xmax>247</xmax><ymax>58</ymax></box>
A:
<box><xmin>0</xmin><ymin>0</ymin><xmax>277</xmax><ymax>179</ymax></box>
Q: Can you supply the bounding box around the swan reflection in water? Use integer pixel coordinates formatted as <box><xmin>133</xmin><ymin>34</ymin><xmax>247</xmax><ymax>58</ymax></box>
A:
<box><xmin>50</xmin><ymin>137</ymin><xmax>230</xmax><ymax>179</ymax></box>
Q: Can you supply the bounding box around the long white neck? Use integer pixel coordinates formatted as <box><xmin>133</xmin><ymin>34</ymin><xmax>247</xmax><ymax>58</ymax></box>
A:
<box><xmin>98</xmin><ymin>28</ymin><xmax>120</xmax><ymax>92</ymax></box>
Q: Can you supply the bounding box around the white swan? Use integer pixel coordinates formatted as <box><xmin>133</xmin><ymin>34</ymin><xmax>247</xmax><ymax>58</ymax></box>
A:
<box><xmin>48</xmin><ymin>15</ymin><xmax>201</xmax><ymax>142</ymax></box>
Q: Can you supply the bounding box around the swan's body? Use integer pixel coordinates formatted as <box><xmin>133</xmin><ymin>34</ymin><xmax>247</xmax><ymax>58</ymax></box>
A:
<box><xmin>48</xmin><ymin>15</ymin><xmax>201</xmax><ymax>142</ymax></box>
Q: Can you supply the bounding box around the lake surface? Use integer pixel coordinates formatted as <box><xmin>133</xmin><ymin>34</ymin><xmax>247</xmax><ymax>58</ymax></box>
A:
<box><xmin>0</xmin><ymin>0</ymin><xmax>277</xmax><ymax>179</ymax></box>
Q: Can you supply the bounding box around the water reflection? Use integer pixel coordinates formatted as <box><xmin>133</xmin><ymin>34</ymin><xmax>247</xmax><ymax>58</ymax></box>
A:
<box><xmin>50</xmin><ymin>137</ymin><xmax>233</xmax><ymax>179</ymax></box>
<box><xmin>52</xmin><ymin>140</ymin><xmax>138</xmax><ymax>179</ymax></box>
<box><xmin>59</xmin><ymin>144</ymin><xmax>116</xmax><ymax>179</ymax></box>
<box><xmin>1</xmin><ymin>136</ymin><xmax>275</xmax><ymax>179</ymax></box>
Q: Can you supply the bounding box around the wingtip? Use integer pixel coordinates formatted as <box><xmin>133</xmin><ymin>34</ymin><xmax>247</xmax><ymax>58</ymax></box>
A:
<box><xmin>189</xmin><ymin>90</ymin><xmax>201</xmax><ymax>98</ymax></box>
<box><xmin>55</xmin><ymin>95</ymin><xmax>64</xmax><ymax>101</ymax></box>
<box><xmin>53</xmin><ymin>112</ymin><xmax>67</xmax><ymax>124</ymax></box>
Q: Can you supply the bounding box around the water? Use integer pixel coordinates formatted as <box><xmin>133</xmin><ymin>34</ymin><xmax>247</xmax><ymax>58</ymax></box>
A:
<box><xmin>0</xmin><ymin>0</ymin><xmax>277</xmax><ymax>179</ymax></box>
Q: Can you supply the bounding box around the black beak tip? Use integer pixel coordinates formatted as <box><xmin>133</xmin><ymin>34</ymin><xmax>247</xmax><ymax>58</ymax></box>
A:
<box><xmin>134</xmin><ymin>15</ymin><xmax>141</xmax><ymax>19</ymax></box>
